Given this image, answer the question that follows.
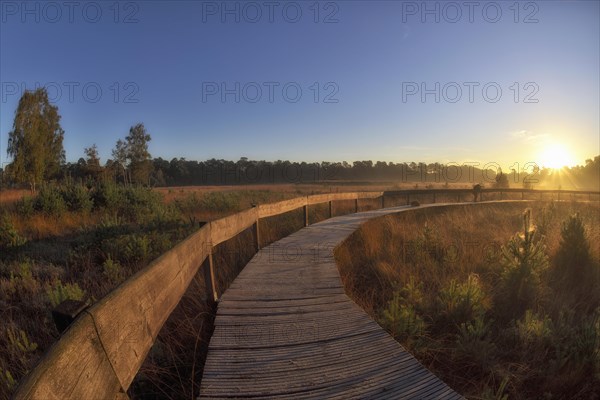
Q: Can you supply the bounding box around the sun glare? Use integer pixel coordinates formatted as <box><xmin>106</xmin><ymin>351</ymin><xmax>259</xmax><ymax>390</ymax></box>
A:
<box><xmin>538</xmin><ymin>144</ymin><xmax>576</xmax><ymax>169</ymax></box>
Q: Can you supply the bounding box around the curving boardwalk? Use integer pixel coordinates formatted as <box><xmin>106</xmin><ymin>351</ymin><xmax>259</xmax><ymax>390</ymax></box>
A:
<box><xmin>200</xmin><ymin>205</ymin><xmax>464</xmax><ymax>399</ymax></box>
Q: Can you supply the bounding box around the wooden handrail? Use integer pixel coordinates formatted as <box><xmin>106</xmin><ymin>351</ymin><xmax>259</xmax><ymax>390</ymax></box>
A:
<box><xmin>13</xmin><ymin>188</ymin><xmax>599</xmax><ymax>399</ymax></box>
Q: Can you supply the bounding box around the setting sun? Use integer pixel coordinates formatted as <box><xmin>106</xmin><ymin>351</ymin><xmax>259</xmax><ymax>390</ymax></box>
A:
<box><xmin>538</xmin><ymin>143</ymin><xmax>577</xmax><ymax>169</ymax></box>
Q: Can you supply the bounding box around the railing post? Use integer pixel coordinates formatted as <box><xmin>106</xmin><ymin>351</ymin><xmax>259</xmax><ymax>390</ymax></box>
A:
<box><xmin>406</xmin><ymin>194</ymin><xmax>410</xmax><ymax>205</ymax></box>
<box><xmin>328</xmin><ymin>200</ymin><xmax>333</xmax><ymax>218</ymax></box>
<box><xmin>203</xmin><ymin>246</ymin><xmax>218</xmax><ymax>303</ymax></box>
<box><xmin>303</xmin><ymin>204</ymin><xmax>309</xmax><ymax>227</ymax></box>
<box><xmin>354</xmin><ymin>198</ymin><xmax>359</xmax><ymax>213</ymax></box>
<box><xmin>253</xmin><ymin>220</ymin><xmax>260</xmax><ymax>252</ymax></box>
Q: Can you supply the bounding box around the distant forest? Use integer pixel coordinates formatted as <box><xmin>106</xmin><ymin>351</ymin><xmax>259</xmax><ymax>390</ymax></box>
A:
<box><xmin>2</xmin><ymin>156</ymin><xmax>599</xmax><ymax>190</ymax></box>
<box><xmin>3</xmin><ymin>88</ymin><xmax>598</xmax><ymax>191</ymax></box>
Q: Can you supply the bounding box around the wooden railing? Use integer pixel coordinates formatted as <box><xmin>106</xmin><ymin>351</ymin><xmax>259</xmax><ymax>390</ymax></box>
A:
<box><xmin>13</xmin><ymin>188</ymin><xmax>599</xmax><ymax>399</ymax></box>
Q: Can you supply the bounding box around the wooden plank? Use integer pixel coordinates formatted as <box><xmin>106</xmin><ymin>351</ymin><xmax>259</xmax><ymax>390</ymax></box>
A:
<box><xmin>258</xmin><ymin>197</ymin><xmax>307</xmax><ymax>218</ymax></box>
<box><xmin>210</xmin><ymin>207</ymin><xmax>257</xmax><ymax>245</ymax></box>
<box><xmin>87</xmin><ymin>226</ymin><xmax>211</xmax><ymax>389</ymax></box>
<box><xmin>13</xmin><ymin>313</ymin><xmax>122</xmax><ymax>399</ymax></box>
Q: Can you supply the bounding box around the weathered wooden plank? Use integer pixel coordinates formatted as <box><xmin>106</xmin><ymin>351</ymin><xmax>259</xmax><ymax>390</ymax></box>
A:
<box><xmin>210</xmin><ymin>207</ymin><xmax>257</xmax><ymax>245</ymax></box>
<box><xmin>13</xmin><ymin>313</ymin><xmax>123</xmax><ymax>400</ymax></box>
<box><xmin>307</xmin><ymin>193</ymin><xmax>332</xmax><ymax>205</ymax></box>
<box><xmin>258</xmin><ymin>197</ymin><xmax>307</xmax><ymax>218</ymax></box>
<box><xmin>86</xmin><ymin>226</ymin><xmax>211</xmax><ymax>389</ymax></box>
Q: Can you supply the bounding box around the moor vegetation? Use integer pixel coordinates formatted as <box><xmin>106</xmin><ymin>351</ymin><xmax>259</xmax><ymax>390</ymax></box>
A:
<box><xmin>0</xmin><ymin>182</ymin><xmax>333</xmax><ymax>398</ymax></box>
<box><xmin>336</xmin><ymin>201</ymin><xmax>600</xmax><ymax>400</ymax></box>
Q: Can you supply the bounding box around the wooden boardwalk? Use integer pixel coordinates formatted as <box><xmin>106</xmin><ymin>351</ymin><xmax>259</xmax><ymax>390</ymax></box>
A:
<box><xmin>200</xmin><ymin>205</ymin><xmax>463</xmax><ymax>399</ymax></box>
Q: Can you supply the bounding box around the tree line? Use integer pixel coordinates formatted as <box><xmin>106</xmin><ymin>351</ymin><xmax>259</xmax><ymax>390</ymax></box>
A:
<box><xmin>2</xmin><ymin>88</ymin><xmax>599</xmax><ymax>191</ymax></box>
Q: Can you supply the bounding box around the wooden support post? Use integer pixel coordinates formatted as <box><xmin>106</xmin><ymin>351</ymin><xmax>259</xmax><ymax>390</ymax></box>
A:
<box><xmin>203</xmin><ymin>250</ymin><xmax>218</xmax><ymax>303</ymax></box>
<box><xmin>406</xmin><ymin>194</ymin><xmax>410</xmax><ymax>205</ymax></box>
<box><xmin>303</xmin><ymin>205</ymin><xmax>309</xmax><ymax>227</ymax></box>
<box><xmin>328</xmin><ymin>201</ymin><xmax>333</xmax><ymax>218</ymax></box>
<box><xmin>253</xmin><ymin>220</ymin><xmax>260</xmax><ymax>252</ymax></box>
<box><xmin>354</xmin><ymin>198</ymin><xmax>359</xmax><ymax>213</ymax></box>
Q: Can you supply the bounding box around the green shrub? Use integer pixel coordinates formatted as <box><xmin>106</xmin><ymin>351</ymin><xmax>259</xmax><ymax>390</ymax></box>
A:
<box><xmin>122</xmin><ymin>186</ymin><xmax>164</xmax><ymax>222</ymax></box>
<box><xmin>553</xmin><ymin>213</ymin><xmax>593</xmax><ymax>287</ymax></box>
<box><xmin>0</xmin><ymin>216</ymin><xmax>26</xmax><ymax>248</ymax></box>
<box><xmin>102</xmin><ymin>257</ymin><xmax>124</xmax><ymax>284</ymax></box>
<box><xmin>92</xmin><ymin>182</ymin><xmax>124</xmax><ymax>210</ymax></box>
<box><xmin>0</xmin><ymin>368</ymin><xmax>16</xmax><ymax>392</ymax></box>
<box><xmin>34</xmin><ymin>186</ymin><xmax>66</xmax><ymax>216</ymax></box>
<box><xmin>46</xmin><ymin>279</ymin><xmax>85</xmax><ymax>307</ymax></box>
<box><xmin>437</xmin><ymin>274</ymin><xmax>488</xmax><ymax>327</ymax></box>
<box><xmin>454</xmin><ymin>317</ymin><xmax>496</xmax><ymax>370</ymax></box>
<box><xmin>62</xmin><ymin>184</ymin><xmax>93</xmax><ymax>212</ymax></box>
<box><xmin>498</xmin><ymin>209</ymin><xmax>548</xmax><ymax>320</ymax></box>
<box><xmin>515</xmin><ymin>309</ymin><xmax>553</xmax><ymax>350</ymax></box>
<box><xmin>379</xmin><ymin>290</ymin><xmax>427</xmax><ymax>345</ymax></box>
<box><xmin>6</xmin><ymin>326</ymin><xmax>38</xmax><ymax>358</ymax></box>
<box><xmin>15</xmin><ymin>196</ymin><xmax>35</xmax><ymax>217</ymax></box>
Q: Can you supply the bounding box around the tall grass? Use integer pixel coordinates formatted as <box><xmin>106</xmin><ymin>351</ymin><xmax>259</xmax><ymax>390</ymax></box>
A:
<box><xmin>336</xmin><ymin>201</ymin><xmax>600</xmax><ymax>399</ymax></box>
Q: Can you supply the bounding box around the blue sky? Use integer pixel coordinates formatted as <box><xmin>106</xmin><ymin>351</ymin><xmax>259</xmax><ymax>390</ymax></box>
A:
<box><xmin>1</xmin><ymin>0</ymin><xmax>599</xmax><ymax>169</ymax></box>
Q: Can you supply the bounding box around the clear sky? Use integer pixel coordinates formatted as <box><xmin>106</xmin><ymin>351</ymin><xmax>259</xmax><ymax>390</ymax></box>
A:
<box><xmin>1</xmin><ymin>0</ymin><xmax>599</xmax><ymax>170</ymax></box>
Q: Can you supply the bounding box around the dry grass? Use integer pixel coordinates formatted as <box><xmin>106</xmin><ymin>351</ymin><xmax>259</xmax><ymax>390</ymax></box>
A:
<box><xmin>336</xmin><ymin>201</ymin><xmax>600</xmax><ymax>399</ymax></box>
<box><xmin>0</xmin><ymin>189</ymin><xmax>30</xmax><ymax>205</ymax></box>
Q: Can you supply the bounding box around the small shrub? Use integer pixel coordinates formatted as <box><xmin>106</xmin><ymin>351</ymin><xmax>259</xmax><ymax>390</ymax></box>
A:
<box><xmin>437</xmin><ymin>274</ymin><xmax>488</xmax><ymax>327</ymax></box>
<box><xmin>497</xmin><ymin>209</ymin><xmax>548</xmax><ymax>320</ymax></box>
<box><xmin>454</xmin><ymin>317</ymin><xmax>496</xmax><ymax>370</ymax></box>
<box><xmin>62</xmin><ymin>184</ymin><xmax>93</xmax><ymax>212</ymax></box>
<box><xmin>92</xmin><ymin>182</ymin><xmax>124</xmax><ymax>210</ymax></box>
<box><xmin>15</xmin><ymin>196</ymin><xmax>35</xmax><ymax>217</ymax></box>
<box><xmin>0</xmin><ymin>368</ymin><xmax>17</xmax><ymax>392</ymax></box>
<box><xmin>553</xmin><ymin>213</ymin><xmax>592</xmax><ymax>288</ymax></box>
<box><xmin>46</xmin><ymin>279</ymin><xmax>85</xmax><ymax>307</ymax></box>
<box><xmin>34</xmin><ymin>186</ymin><xmax>66</xmax><ymax>216</ymax></box>
<box><xmin>379</xmin><ymin>290</ymin><xmax>427</xmax><ymax>346</ymax></box>
<box><xmin>0</xmin><ymin>216</ymin><xmax>26</xmax><ymax>248</ymax></box>
<box><xmin>6</xmin><ymin>326</ymin><xmax>38</xmax><ymax>359</ymax></box>
<box><xmin>102</xmin><ymin>257</ymin><xmax>124</xmax><ymax>284</ymax></box>
<box><xmin>515</xmin><ymin>309</ymin><xmax>553</xmax><ymax>350</ymax></box>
